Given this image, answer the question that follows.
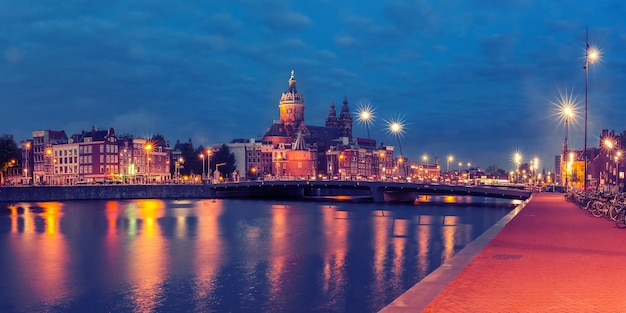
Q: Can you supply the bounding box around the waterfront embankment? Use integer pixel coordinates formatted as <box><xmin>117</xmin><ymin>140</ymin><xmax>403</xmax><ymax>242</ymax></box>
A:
<box><xmin>0</xmin><ymin>184</ymin><xmax>214</xmax><ymax>203</ymax></box>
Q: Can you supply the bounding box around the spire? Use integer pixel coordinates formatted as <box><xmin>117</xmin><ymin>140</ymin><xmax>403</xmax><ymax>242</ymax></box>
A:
<box><xmin>286</xmin><ymin>69</ymin><xmax>297</xmax><ymax>95</ymax></box>
<box><xmin>325</xmin><ymin>99</ymin><xmax>339</xmax><ymax>128</ymax></box>
<box><xmin>280</xmin><ymin>70</ymin><xmax>303</xmax><ymax>103</ymax></box>
<box><xmin>339</xmin><ymin>96</ymin><xmax>353</xmax><ymax>139</ymax></box>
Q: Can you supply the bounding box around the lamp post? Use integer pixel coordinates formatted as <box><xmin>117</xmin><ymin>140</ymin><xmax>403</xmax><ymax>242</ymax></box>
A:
<box><xmin>583</xmin><ymin>27</ymin><xmax>599</xmax><ymax>190</ymax></box>
<box><xmin>357</xmin><ymin>107</ymin><xmax>374</xmax><ymax>144</ymax></box>
<box><xmin>615</xmin><ymin>151</ymin><xmax>622</xmax><ymax>192</ymax></box>
<box><xmin>378</xmin><ymin>151</ymin><xmax>385</xmax><ymax>181</ymax></box>
<box><xmin>514</xmin><ymin>153</ymin><xmax>521</xmax><ymax>184</ymax></box>
<box><xmin>200</xmin><ymin>154</ymin><xmax>205</xmax><ymax>179</ymax></box>
<box><xmin>388</xmin><ymin>121</ymin><xmax>405</xmax><ymax>178</ymax></box>
<box><xmin>45</xmin><ymin>147</ymin><xmax>53</xmax><ymax>185</ymax></box>
<box><xmin>338</xmin><ymin>153</ymin><xmax>345</xmax><ymax>180</ymax></box>
<box><xmin>422</xmin><ymin>155</ymin><xmax>429</xmax><ymax>180</ymax></box>
<box><xmin>568</xmin><ymin>152</ymin><xmax>574</xmax><ymax>191</ymax></box>
<box><xmin>603</xmin><ymin>138</ymin><xmax>615</xmax><ymax>191</ymax></box>
<box><xmin>206</xmin><ymin>149</ymin><xmax>212</xmax><ymax>180</ymax></box>
<box><xmin>24</xmin><ymin>142</ymin><xmax>31</xmax><ymax>184</ymax></box>
<box><xmin>447</xmin><ymin>155</ymin><xmax>453</xmax><ymax>173</ymax></box>
<box><xmin>144</xmin><ymin>143</ymin><xmax>152</xmax><ymax>184</ymax></box>
<box><xmin>533</xmin><ymin>157</ymin><xmax>539</xmax><ymax>187</ymax></box>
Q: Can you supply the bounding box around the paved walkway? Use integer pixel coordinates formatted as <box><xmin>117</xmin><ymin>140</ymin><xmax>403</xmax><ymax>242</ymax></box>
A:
<box><xmin>381</xmin><ymin>192</ymin><xmax>626</xmax><ymax>312</ymax></box>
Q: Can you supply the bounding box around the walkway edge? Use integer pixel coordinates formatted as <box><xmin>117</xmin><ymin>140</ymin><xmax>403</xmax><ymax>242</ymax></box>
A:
<box><xmin>379</xmin><ymin>196</ymin><xmax>532</xmax><ymax>313</ymax></box>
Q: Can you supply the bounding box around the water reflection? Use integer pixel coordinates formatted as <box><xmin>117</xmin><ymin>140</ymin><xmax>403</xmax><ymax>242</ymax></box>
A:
<box><xmin>3</xmin><ymin>202</ymin><xmax>69</xmax><ymax>311</ymax></box>
<box><xmin>126</xmin><ymin>199</ymin><xmax>168</xmax><ymax>313</ymax></box>
<box><xmin>0</xmin><ymin>197</ymin><xmax>515</xmax><ymax>313</ymax></box>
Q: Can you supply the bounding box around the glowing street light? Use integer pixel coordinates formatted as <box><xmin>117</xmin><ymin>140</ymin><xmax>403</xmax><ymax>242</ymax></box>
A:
<box><xmin>583</xmin><ymin>27</ymin><xmax>600</xmax><ymax>190</ymax></box>
<box><xmin>356</xmin><ymin>100</ymin><xmax>375</xmax><ymax>144</ymax></box>
<box><xmin>144</xmin><ymin>143</ymin><xmax>153</xmax><ymax>184</ymax></box>
<box><xmin>386</xmin><ymin>118</ymin><xmax>406</xmax><ymax>178</ymax></box>
<box><xmin>447</xmin><ymin>155</ymin><xmax>454</xmax><ymax>173</ymax></box>
<box><xmin>552</xmin><ymin>88</ymin><xmax>579</xmax><ymax>154</ymax></box>
<box><xmin>603</xmin><ymin>137</ymin><xmax>616</xmax><ymax>190</ymax></box>
<box><xmin>387</xmin><ymin>120</ymin><xmax>405</xmax><ymax>156</ymax></box>
<box><xmin>514</xmin><ymin>152</ymin><xmax>522</xmax><ymax>183</ymax></box>
<box><xmin>200</xmin><ymin>154</ymin><xmax>205</xmax><ymax>179</ymax></box>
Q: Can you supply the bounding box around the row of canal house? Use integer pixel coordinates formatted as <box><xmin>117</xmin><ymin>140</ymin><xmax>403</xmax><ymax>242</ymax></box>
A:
<box><xmin>227</xmin><ymin>134</ymin><xmax>407</xmax><ymax>181</ymax></box>
<box><xmin>16</xmin><ymin>127</ymin><xmax>170</xmax><ymax>185</ymax></box>
<box><xmin>229</xmin><ymin>136</ymin><xmax>441</xmax><ymax>181</ymax></box>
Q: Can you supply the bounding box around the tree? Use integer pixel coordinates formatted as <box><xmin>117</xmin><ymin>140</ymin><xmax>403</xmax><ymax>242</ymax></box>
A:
<box><xmin>485</xmin><ymin>164</ymin><xmax>506</xmax><ymax>177</ymax></box>
<box><xmin>210</xmin><ymin>144</ymin><xmax>236</xmax><ymax>180</ymax></box>
<box><xmin>150</xmin><ymin>134</ymin><xmax>169</xmax><ymax>147</ymax></box>
<box><xmin>0</xmin><ymin>134</ymin><xmax>20</xmax><ymax>184</ymax></box>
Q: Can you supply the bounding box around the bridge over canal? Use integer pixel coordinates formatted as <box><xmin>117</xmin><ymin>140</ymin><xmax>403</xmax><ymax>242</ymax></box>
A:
<box><xmin>209</xmin><ymin>180</ymin><xmax>532</xmax><ymax>203</ymax></box>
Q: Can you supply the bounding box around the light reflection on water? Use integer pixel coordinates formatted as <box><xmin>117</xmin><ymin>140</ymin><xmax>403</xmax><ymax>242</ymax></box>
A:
<box><xmin>0</xmin><ymin>197</ymin><xmax>515</xmax><ymax>313</ymax></box>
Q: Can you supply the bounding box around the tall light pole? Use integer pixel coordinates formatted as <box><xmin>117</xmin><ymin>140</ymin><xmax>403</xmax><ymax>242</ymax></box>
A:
<box><xmin>514</xmin><ymin>153</ymin><xmax>521</xmax><ymax>184</ymax></box>
<box><xmin>615</xmin><ymin>151</ymin><xmax>622</xmax><ymax>192</ymax></box>
<box><xmin>584</xmin><ymin>26</ymin><xmax>599</xmax><ymax>190</ymax></box>
<box><xmin>357</xmin><ymin>107</ymin><xmax>374</xmax><ymax>144</ymax></box>
<box><xmin>447</xmin><ymin>155</ymin><xmax>453</xmax><ymax>173</ymax></box>
<box><xmin>207</xmin><ymin>148</ymin><xmax>212</xmax><ymax>180</ymax></box>
<box><xmin>388</xmin><ymin>121</ymin><xmax>405</xmax><ymax>178</ymax></box>
<box><xmin>200</xmin><ymin>154</ymin><xmax>205</xmax><ymax>179</ymax></box>
<box><xmin>144</xmin><ymin>143</ymin><xmax>152</xmax><ymax>184</ymax></box>
<box><xmin>603</xmin><ymin>138</ymin><xmax>614</xmax><ymax>191</ymax></box>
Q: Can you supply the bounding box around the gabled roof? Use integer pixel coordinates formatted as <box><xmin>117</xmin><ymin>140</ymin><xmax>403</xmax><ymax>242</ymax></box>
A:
<box><xmin>264</xmin><ymin>123</ymin><xmax>289</xmax><ymax>137</ymax></box>
<box><xmin>306</xmin><ymin>125</ymin><xmax>339</xmax><ymax>144</ymax></box>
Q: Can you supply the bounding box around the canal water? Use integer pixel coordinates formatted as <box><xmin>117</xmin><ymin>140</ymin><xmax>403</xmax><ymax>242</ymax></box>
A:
<box><xmin>0</xmin><ymin>196</ymin><xmax>519</xmax><ymax>313</ymax></box>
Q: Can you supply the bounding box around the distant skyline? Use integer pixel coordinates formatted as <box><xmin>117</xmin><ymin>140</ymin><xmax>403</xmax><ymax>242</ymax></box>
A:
<box><xmin>3</xmin><ymin>1</ymin><xmax>626</xmax><ymax>170</ymax></box>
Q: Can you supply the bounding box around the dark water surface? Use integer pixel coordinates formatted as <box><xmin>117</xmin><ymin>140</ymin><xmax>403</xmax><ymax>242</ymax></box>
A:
<box><xmin>0</xmin><ymin>197</ymin><xmax>518</xmax><ymax>313</ymax></box>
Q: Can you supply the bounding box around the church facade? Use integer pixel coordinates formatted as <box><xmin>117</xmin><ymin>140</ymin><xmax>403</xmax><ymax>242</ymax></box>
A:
<box><xmin>255</xmin><ymin>70</ymin><xmax>396</xmax><ymax>180</ymax></box>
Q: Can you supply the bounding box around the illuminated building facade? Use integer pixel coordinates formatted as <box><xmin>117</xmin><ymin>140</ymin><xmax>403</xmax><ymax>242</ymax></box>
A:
<box><xmin>31</xmin><ymin>130</ymin><xmax>68</xmax><ymax>185</ymax></box>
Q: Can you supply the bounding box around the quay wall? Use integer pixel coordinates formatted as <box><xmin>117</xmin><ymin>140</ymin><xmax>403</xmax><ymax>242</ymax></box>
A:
<box><xmin>0</xmin><ymin>185</ymin><xmax>215</xmax><ymax>203</ymax></box>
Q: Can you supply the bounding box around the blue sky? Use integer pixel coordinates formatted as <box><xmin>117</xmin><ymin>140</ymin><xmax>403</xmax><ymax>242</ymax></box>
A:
<box><xmin>2</xmin><ymin>0</ymin><xmax>626</xmax><ymax>171</ymax></box>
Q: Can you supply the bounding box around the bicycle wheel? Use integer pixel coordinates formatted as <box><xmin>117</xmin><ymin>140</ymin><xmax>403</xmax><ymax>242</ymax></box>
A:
<box><xmin>616</xmin><ymin>209</ymin><xmax>626</xmax><ymax>228</ymax></box>
<box><xmin>610</xmin><ymin>205</ymin><xmax>623</xmax><ymax>221</ymax></box>
<box><xmin>591</xmin><ymin>201</ymin><xmax>605</xmax><ymax>218</ymax></box>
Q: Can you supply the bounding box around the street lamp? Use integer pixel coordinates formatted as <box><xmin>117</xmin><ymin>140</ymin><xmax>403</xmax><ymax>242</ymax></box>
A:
<box><xmin>514</xmin><ymin>152</ymin><xmax>521</xmax><ymax>183</ymax></box>
<box><xmin>533</xmin><ymin>157</ymin><xmax>539</xmax><ymax>186</ymax></box>
<box><xmin>45</xmin><ymin>147</ymin><xmax>53</xmax><ymax>185</ymax></box>
<box><xmin>615</xmin><ymin>151</ymin><xmax>623</xmax><ymax>192</ymax></box>
<box><xmin>24</xmin><ymin>142</ymin><xmax>31</xmax><ymax>184</ymax></box>
<box><xmin>144</xmin><ymin>143</ymin><xmax>152</xmax><ymax>184</ymax></box>
<box><xmin>568</xmin><ymin>152</ymin><xmax>574</xmax><ymax>191</ymax></box>
<box><xmin>200</xmin><ymin>154</ymin><xmax>205</xmax><ymax>179</ymax></box>
<box><xmin>583</xmin><ymin>27</ymin><xmax>600</xmax><ymax>190</ymax></box>
<box><xmin>447</xmin><ymin>155</ymin><xmax>453</xmax><ymax>173</ymax></box>
<box><xmin>387</xmin><ymin>119</ymin><xmax>405</xmax><ymax>177</ymax></box>
<box><xmin>357</xmin><ymin>103</ymin><xmax>375</xmax><ymax>145</ymax></box>
<box><xmin>206</xmin><ymin>149</ymin><xmax>212</xmax><ymax>179</ymax></box>
<box><xmin>603</xmin><ymin>137</ymin><xmax>615</xmax><ymax>191</ymax></box>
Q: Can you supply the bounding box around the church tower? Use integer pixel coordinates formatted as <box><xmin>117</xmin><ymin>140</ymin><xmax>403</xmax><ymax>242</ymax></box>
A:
<box><xmin>325</xmin><ymin>99</ymin><xmax>339</xmax><ymax>128</ymax></box>
<box><xmin>279</xmin><ymin>70</ymin><xmax>305</xmax><ymax>137</ymax></box>
<box><xmin>338</xmin><ymin>96</ymin><xmax>353</xmax><ymax>139</ymax></box>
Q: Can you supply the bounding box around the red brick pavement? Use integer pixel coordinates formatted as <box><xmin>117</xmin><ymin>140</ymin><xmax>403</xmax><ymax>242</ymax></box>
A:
<box><xmin>425</xmin><ymin>192</ymin><xmax>626</xmax><ymax>312</ymax></box>
<box><xmin>386</xmin><ymin>193</ymin><xmax>626</xmax><ymax>312</ymax></box>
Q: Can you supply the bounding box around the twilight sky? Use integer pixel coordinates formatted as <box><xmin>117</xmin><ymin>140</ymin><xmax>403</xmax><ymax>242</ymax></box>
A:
<box><xmin>2</xmin><ymin>0</ymin><xmax>626</xmax><ymax>171</ymax></box>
